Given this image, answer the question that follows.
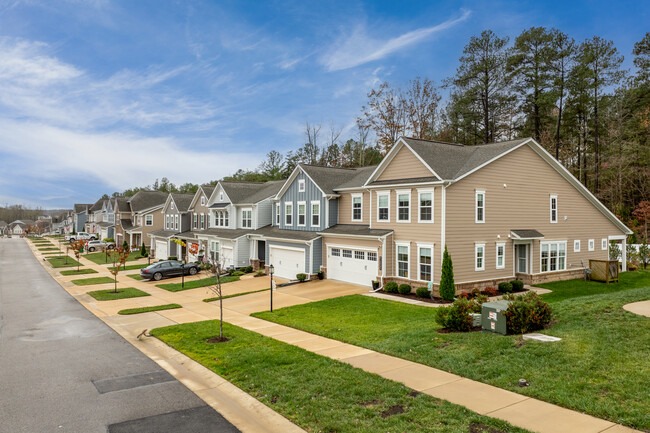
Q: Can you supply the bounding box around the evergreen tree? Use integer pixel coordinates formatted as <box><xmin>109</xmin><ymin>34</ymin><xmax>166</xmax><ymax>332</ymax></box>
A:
<box><xmin>439</xmin><ymin>245</ymin><xmax>455</xmax><ymax>301</ymax></box>
<box><xmin>140</xmin><ymin>242</ymin><xmax>147</xmax><ymax>257</ymax></box>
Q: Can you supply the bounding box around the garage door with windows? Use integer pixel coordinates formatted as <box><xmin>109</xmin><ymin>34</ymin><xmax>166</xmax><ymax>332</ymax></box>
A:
<box><xmin>328</xmin><ymin>247</ymin><xmax>378</xmax><ymax>287</ymax></box>
<box><xmin>269</xmin><ymin>247</ymin><xmax>305</xmax><ymax>279</ymax></box>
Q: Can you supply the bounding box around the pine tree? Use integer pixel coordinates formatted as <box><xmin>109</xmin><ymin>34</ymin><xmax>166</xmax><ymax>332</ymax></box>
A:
<box><xmin>140</xmin><ymin>242</ymin><xmax>147</xmax><ymax>257</ymax></box>
<box><xmin>439</xmin><ymin>245</ymin><xmax>455</xmax><ymax>301</ymax></box>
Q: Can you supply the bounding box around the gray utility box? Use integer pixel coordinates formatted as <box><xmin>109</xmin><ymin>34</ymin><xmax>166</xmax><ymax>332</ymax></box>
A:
<box><xmin>481</xmin><ymin>300</ymin><xmax>512</xmax><ymax>335</ymax></box>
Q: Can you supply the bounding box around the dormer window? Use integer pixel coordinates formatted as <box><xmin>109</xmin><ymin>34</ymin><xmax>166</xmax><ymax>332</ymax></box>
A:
<box><xmin>298</xmin><ymin>179</ymin><xmax>305</xmax><ymax>192</ymax></box>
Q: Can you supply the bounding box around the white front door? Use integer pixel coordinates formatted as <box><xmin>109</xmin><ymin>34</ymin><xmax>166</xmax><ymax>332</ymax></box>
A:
<box><xmin>269</xmin><ymin>247</ymin><xmax>305</xmax><ymax>279</ymax></box>
<box><xmin>327</xmin><ymin>247</ymin><xmax>378</xmax><ymax>287</ymax></box>
<box><xmin>156</xmin><ymin>240</ymin><xmax>168</xmax><ymax>260</ymax></box>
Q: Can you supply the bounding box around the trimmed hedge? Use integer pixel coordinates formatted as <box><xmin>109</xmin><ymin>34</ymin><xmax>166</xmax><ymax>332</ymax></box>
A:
<box><xmin>398</xmin><ymin>284</ymin><xmax>412</xmax><ymax>295</ymax></box>
<box><xmin>296</xmin><ymin>273</ymin><xmax>307</xmax><ymax>282</ymax></box>
<box><xmin>511</xmin><ymin>280</ymin><xmax>525</xmax><ymax>291</ymax></box>
<box><xmin>384</xmin><ymin>281</ymin><xmax>398</xmax><ymax>293</ymax></box>
<box><xmin>498</xmin><ymin>282</ymin><xmax>513</xmax><ymax>293</ymax></box>
<box><xmin>415</xmin><ymin>286</ymin><xmax>430</xmax><ymax>298</ymax></box>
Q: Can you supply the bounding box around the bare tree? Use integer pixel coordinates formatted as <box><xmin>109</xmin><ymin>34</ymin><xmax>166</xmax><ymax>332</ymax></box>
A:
<box><xmin>404</xmin><ymin>77</ymin><xmax>441</xmax><ymax>140</ymax></box>
<box><xmin>206</xmin><ymin>259</ymin><xmax>227</xmax><ymax>341</ymax></box>
<box><xmin>358</xmin><ymin>81</ymin><xmax>408</xmax><ymax>154</ymax></box>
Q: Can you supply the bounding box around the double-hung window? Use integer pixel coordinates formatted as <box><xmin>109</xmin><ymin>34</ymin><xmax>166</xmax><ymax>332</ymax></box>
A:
<box><xmin>550</xmin><ymin>195</ymin><xmax>558</xmax><ymax>223</ymax></box>
<box><xmin>297</xmin><ymin>202</ymin><xmax>306</xmax><ymax>226</ymax></box>
<box><xmin>352</xmin><ymin>194</ymin><xmax>362</xmax><ymax>221</ymax></box>
<box><xmin>377</xmin><ymin>192</ymin><xmax>389</xmax><ymax>222</ymax></box>
<box><xmin>475</xmin><ymin>243</ymin><xmax>485</xmax><ymax>271</ymax></box>
<box><xmin>475</xmin><ymin>190</ymin><xmax>485</xmax><ymax>223</ymax></box>
<box><xmin>165</xmin><ymin>215</ymin><xmax>170</xmax><ymax>229</ymax></box>
<box><xmin>285</xmin><ymin>203</ymin><xmax>293</xmax><ymax>226</ymax></box>
<box><xmin>224</xmin><ymin>211</ymin><xmax>229</xmax><ymax>227</ymax></box>
<box><xmin>418</xmin><ymin>189</ymin><xmax>433</xmax><ymax>223</ymax></box>
<box><xmin>541</xmin><ymin>241</ymin><xmax>566</xmax><ymax>272</ymax></box>
<box><xmin>193</xmin><ymin>214</ymin><xmax>198</xmax><ymax>229</ymax></box>
<box><xmin>418</xmin><ymin>245</ymin><xmax>432</xmax><ymax>281</ymax></box>
<box><xmin>242</xmin><ymin>209</ymin><xmax>252</xmax><ymax>228</ymax></box>
<box><xmin>201</xmin><ymin>196</ymin><xmax>205</xmax><ymax>206</ymax></box>
<box><xmin>311</xmin><ymin>201</ymin><xmax>320</xmax><ymax>227</ymax></box>
<box><xmin>145</xmin><ymin>215</ymin><xmax>153</xmax><ymax>226</ymax></box>
<box><xmin>298</xmin><ymin>179</ymin><xmax>305</xmax><ymax>192</ymax></box>
<box><xmin>200</xmin><ymin>214</ymin><xmax>205</xmax><ymax>229</ymax></box>
<box><xmin>496</xmin><ymin>242</ymin><xmax>505</xmax><ymax>269</ymax></box>
<box><xmin>275</xmin><ymin>204</ymin><xmax>280</xmax><ymax>225</ymax></box>
<box><xmin>397</xmin><ymin>190</ymin><xmax>410</xmax><ymax>222</ymax></box>
<box><xmin>174</xmin><ymin>215</ymin><xmax>179</xmax><ymax>231</ymax></box>
<box><xmin>397</xmin><ymin>244</ymin><xmax>409</xmax><ymax>278</ymax></box>
<box><xmin>588</xmin><ymin>239</ymin><xmax>595</xmax><ymax>251</ymax></box>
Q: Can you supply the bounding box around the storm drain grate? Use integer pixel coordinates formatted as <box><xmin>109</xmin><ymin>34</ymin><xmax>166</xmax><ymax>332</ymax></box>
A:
<box><xmin>92</xmin><ymin>370</ymin><xmax>175</xmax><ymax>394</ymax></box>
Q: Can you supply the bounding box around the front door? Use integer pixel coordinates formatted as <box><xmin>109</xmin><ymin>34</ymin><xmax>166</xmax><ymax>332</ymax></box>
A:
<box><xmin>258</xmin><ymin>241</ymin><xmax>266</xmax><ymax>261</ymax></box>
<box><xmin>517</xmin><ymin>244</ymin><xmax>528</xmax><ymax>273</ymax></box>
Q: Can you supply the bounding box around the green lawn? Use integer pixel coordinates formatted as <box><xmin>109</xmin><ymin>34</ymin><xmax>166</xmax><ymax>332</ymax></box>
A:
<box><xmin>253</xmin><ymin>273</ymin><xmax>650</xmax><ymax>430</ymax></box>
<box><xmin>87</xmin><ymin>287</ymin><xmax>150</xmax><ymax>301</ymax></box>
<box><xmin>152</xmin><ymin>321</ymin><xmax>529</xmax><ymax>433</ymax></box>
<box><xmin>108</xmin><ymin>263</ymin><xmax>149</xmax><ymax>272</ymax></box>
<box><xmin>38</xmin><ymin>247</ymin><xmax>59</xmax><ymax>251</ymax></box>
<box><xmin>47</xmin><ymin>256</ymin><xmax>82</xmax><ymax>268</ymax></box>
<box><xmin>71</xmin><ymin>276</ymin><xmax>116</xmax><ymax>286</ymax></box>
<box><xmin>84</xmin><ymin>251</ymin><xmax>144</xmax><ymax>265</ymax></box>
<box><xmin>203</xmin><ymin>287</ymin><xmax>270</xmax><ymax>302</ymax></box>
<box><xmin>60</xmin><ymin>269</ymin><xmax>98</xmax><ymax>276</ymax></box>
<box><xmin>41</xmin><ymin>252</ymin><xmax>61</xmax><ymax>255</ymax></box>
<box><xmin>127</xmin><ymin>274</ymin><xmax>143</xmax><ymax>280</ymax></box>
<box><xmin>118</xmin><ymin>304</ymin><xmax>182</xmax><ymax>315</ymax></box>
<box><xmin>535</xmin><ymin>269</ymin><xmax>650</xmax><ymax>302</ymax></box>
<box><xmin>156</xmin><ymin>275</ymin><xmax>238</xmax><ymax>292</ymax></box>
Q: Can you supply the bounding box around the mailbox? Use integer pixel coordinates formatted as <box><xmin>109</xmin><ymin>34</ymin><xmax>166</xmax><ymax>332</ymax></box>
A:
<box><xmin>481</xmin><ymin>300</ymin><xmax>512</xmax><ymax>335</ymax></box>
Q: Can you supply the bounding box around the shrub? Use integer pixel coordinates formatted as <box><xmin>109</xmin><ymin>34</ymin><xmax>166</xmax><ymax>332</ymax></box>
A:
<box><xmin>503</xmin><ymin>292</ymin><xmax>553</xmax><ymax>334</ymax></box>
<box><xmin>398</xmin><ymin>284</ymin><xmax>412</xmax><ymax>295</ymax></box>
<box><xmin>296</xmin><ymin>273</ymin><xmax>307</xmax><ymax>282</ymax></box>
<box><xmin>511</xmin><ymin>280</ymin><xmax>524</xmax><ymax>291</ymax></box>
<box><xmin>244</xmin><ymin>266</ymin><xmax>253</xmax><ymax>273</ymax></box>
<box><xmin>384</xmin><ymin>281</ymin><xmax>398</xmax><ymax>293</ymax></box>
<box><xmin>103</xmin><ymin>237</ymin><xmax>115</xmax><ymax>242</ymax></box>
<box><xmin>123</xmin><ymin>240</ymin><xmax>129</xmax><ymax>250</ymax></box>
<box><xmin>232</xmin><ymin>271</ymin><xmax>245</xmax><ymax>277</ymax></box>
<box><xmin>459</xmin><ymin>292</ymin><xmax>470</xmax><ymax>299</ymax></box>
<box><xmin>483</xmin><ymin>286</ymin><xmax>498</xmax><ymax>297</ymax></box>
<box><xmin>469</xmin><ymin>294</ymin><xmax>488</xmax><ymax>313</ymax></box>
<box><xmin>439</xmin><ymin>245</ymin><xmax>455</xmax><ymax>300</ymax></box>
<box><xmin>498</xmin><ymin>282</ymin><xmax>513</xmax><ymax>293</ymax></box>
<box><xmin>470</xmin><ymin>288</ymin><xmax>481</xmax><ymax>298</ymax></box>
<box><xmin>435</xmin><ymin>298</ymin><xmax>474</xmax><ymax>332</ymax></box>
<box><xmin>415</xmin><ymin>287</ymin><xmax>430</xmax><ymax>298</ymax></box>
<box><xmin>228</xmin><ymin>268</ymin><xmax>236</xmax><ymax>276</ymax></box>
<box><xmin>256</xmin><ymin>269</ymin><xmax>266</xmax><ymax>277</ymax></box>
<box><xmin>168</xmin><ymin>256</ymin><xmax>178</xmax><ymax>261</ymax></box>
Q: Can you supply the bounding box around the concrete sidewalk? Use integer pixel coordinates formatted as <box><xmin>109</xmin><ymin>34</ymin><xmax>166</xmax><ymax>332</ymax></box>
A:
<box><xmin>30</xmin><ymin>239</ymin><xmax>641</xmax><ymax>433</ymax></box>
<box><xmin>623</xmin><ymin>300</ymin><xmax>650</xmax><ymax>317</ymax></box>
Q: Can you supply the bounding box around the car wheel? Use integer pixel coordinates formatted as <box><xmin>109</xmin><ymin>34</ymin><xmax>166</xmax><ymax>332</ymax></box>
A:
<box><xmin>108</xmin><ymin>244</ymin><xmax>115</xmax><ymax>250</ymax></box>
<box><xmin>189</xmin><ymin>267</ymin><xmax>197</xmax><ymax>275</ymax></box>
<box><xmin>90</xmin><ymin>236</ymin><xmax>96</xmax><ymax>240</ymax></box>
<box><xmin>153</xmin><ymin>272</ymin><xmax>163</xmax><ymax>281</ymax></box>
<box><xmin>89</xmin><ymin>247</ymin><xmax>95</xmax><ymax>252</ymax></box>
<box><xmin>69</xmin><ymin>238</ymin><xmax>75</xmax><ymax>242</ymax></box>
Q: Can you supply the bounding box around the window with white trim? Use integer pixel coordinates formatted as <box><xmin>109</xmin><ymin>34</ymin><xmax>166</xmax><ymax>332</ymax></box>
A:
<box><xmin>200</xmin><ymin>214</ymin><xmax>205</xmax><ymax>229</ymax></box>
<box><xmin>418</xmin><ymin>245</ymin><xmax>432</xmax><ymax>281</ymax></box>
<box><xmin>145</xmin><ymin>215</ymin><xmax>153</xmax><ymax>226</ymax></box>
<box><xmin>601</xmin><ymin>238</ymin><xmax>608</xmax><ymax>250</ymax></box>
<box><xmin>285</xmin><ymin>203</ymin><xmax>293</xmax><ymax>226</ymax></box>
<box><xmin>352</xmin><ymin>194</ymin><xmax>362</xmax><ymax>221</ymax></box>
<box><xmin>397</xmin><ymin>244</ymin><xmax>409</xmax><ymax>278</ymax></box>
<box><xmin>418</xmin><ymin>190</ymin><xmax>433</xmax><ymax>223</ymax></box>
<box><xmin>342</xmin><ymin>249</ymin><xmax>352</xmax><ymax>258</ymax></box>
<box><xmin>298</xmin><ymin>179</ymin><xmax>305</xmax><ymax>192</ymax></box>
<box><xmin>475</xmin><ymin>243</ymin><xmax>485</xmax><ymax>271</ymax></box>
<box><xmin>588</xmin><ymin>239</ymin><xmax>595</xmax><ymax>251</ymax></box>
<box><xmin>354</xmin><ymin>251</ymin><xmax>365</xmax><ymax>260</ymax></box>
<box><xmin>574</xmin><ymin>240</ymin><xmax>580</xmax><ymax>252</ymax></box>
<box><xmin>224</xmin><ymin>211</ymin><xmax>229</xmax><ymax>227</ymax></box>
<box><xmin>297</xmin><ymin>202</ymin><xmax>306</xmax><ymax>226</ymax></box>
<box><xmin>311</xmin><ymin>201</ymin><xmax>320</xmax><ymax>227</ymax></box>
<box><xmin>550</xmin><ymin>195</ymin><xmax>558</xmax><ymax>223</ymax></box>
<box><xmin>541</xmin><ymin>241</ymin><xmax>567</xmax><ymax>272</ymax></box>
<box><xmin>397</xmin><ymin>190</ymin><xmax>410</xmax><ymax>222</ymax></box>
<box><xmin>242</xmin><ymin>209</ymin><xmax>252</xmax><ymax>228</ymax></box>
<box><xmin>171</xmin><ymin>202</ymin><xmax>174</xmax><ymax>210</ymax></box>
<box><xmin>174</xmin><ymin>215</ymin><xmax>179</xmax><ymax>231</ymax></box>
<box><xmin>496</xmin><ymin>242</ymin><xmax>505</xmax><ymax>269</ymax></box>
<box><xmin>201</xmin><ymin>196</ymin><xmax>205</xmax><ymax>206</ymax></box>
<box><xmin>275</xmin><ymin>204</ymin><xmax>280</xmax><ymax>225</ymax></box>
<box><xmin>137</xmin><ymin>216</ymin><xmax>142</xmax><ymax>226</ymax></box>
<box><xmin>475</xmin><ymin>190</ymin><xmax>485</xmax><ymax>223</ymax></box>
<box><xmin>367</xmin><ymin>252</ymin><xmax>377</xmax><ymax>261</ymax></box>
<box><xmin>165</xmin><ymin>215</ymin><xmax>170</xmax><ymax>229</ymax></box>
<box><xmin>219</xmin><ymin>192</ymin><xmax>223</xmax><ymax>201</ymax></box>
<box><xmin>210</xmin><ymin>241</ymin><xmax>220</xmax><ymax>261</ymax></box>
<box><xmin>193</xmin><ymin>214</ymin><xmax>198</xmax><ymax>229</ymax></box>
<box><xmin>377</xmin><ymin>192</ymin><xmax>389</xmax><ymax>222</ymax></box>
<box><xmin>331</xmin><ymin>248</ymin><xmax>340</xmax><ymax>257</ymax></box>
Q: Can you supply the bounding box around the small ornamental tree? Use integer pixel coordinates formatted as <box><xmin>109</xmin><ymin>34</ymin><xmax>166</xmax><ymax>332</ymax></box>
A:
<box><xmin>108</xmin><ymin>246</ymin><xmax>131</xmax><ymax>293</ymax></box>
<box><xmin>122</xmin><ymin>240</ymin><xmax>129</xmax><ymax>250</ymax></box>
<box><xmin>69</xmin><ymin>239</ymin><xmax>86</xmax><ymax>272</ymax></box>
<box><xmin>140</xmin><ymin>242</ymin><xmax>147</xmax><ymax>257</ymax></box>
<box><xmin>440</xmin><ymin>245</ymin><xmax>455</xmax><ymax>301</ymax></box>
<box><xmin>609</xmin><ymin>241</ymin><xmax>621</xmax><ymax>261</ymax></box>
<box><xmin>206</xmin><ymin>258</ymin><xmax>228</xmax><ymax>341</ymax></box>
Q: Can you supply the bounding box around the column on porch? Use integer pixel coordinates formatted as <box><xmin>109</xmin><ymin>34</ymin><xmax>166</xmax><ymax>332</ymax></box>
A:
<box><xmin>621</xmin><ymin>237</ymin><xmax>627</xmax><ymax>272</ymax></box>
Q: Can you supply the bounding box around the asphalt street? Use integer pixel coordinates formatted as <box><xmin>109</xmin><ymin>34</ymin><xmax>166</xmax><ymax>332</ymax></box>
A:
<box><xmin>0</xmin><ymin>237</ymin><xmax>240</xmax><ymax>433</ymax></box>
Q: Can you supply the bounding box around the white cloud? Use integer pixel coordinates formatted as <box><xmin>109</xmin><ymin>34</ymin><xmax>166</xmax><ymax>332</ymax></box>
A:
<box><xmin>320</xmin><ymin>9</ymin><xmax>471</xmax><ymax>72</ymax></box>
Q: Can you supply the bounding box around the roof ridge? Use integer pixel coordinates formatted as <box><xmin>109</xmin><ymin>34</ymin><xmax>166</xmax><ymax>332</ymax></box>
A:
<box><xmin>299</xmin><ymin>163</ymin><xmax>359</xmax><ymax>171</ymax></box>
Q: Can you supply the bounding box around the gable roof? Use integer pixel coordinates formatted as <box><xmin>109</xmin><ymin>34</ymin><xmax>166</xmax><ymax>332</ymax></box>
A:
<box><xmin>168</xmin><ymin>193</ymin><xmax>194</xmax><ymax>213</ymax></box>
<box><xmin>240</xmin><ymin>180</ymin><xmax>284</xmax><ymax>204</ymax></box>
<box><xmin>89</xmin><ymin>199</ymin><xmax>104</xmax><ymax>212</ymax></box>
<box><xmin>128</xmin><ymin>190</ymin><xmax>168</xmax><ymax>212</ymax></box>
<box><xmin>73</xmin><ymin>203</ymin><xmax>92</xmax><ymax>213</ymax></box>
<box><xmin>217</xmin><ymin>181</ymin><xmax>283</xmax><ymax>205</ymax></box>
<box><xmin>333</xmin><ymin>165</ymin><xmax>378</xmax><ymax>190</ymax></box>
<box><xmin>299</xmin><ymin>164</ymin><xmax>363</xmax><ymax>194</ymax></box>
<box><xmin>114</xmin><ymin>197</ymin><xmax>130</xmax><ymax>212</ymax></box>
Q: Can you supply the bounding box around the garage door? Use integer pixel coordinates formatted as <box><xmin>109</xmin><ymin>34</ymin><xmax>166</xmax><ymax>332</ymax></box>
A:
<box><xmin>269</xmin><ymin>247</ymin><xmax>305</xmax><ymax>279</ymax></box>
<box><xmin>327</xmin><ymin>247</ymin><xmax>378</xmax><ymax>287</ymax></box>
<box><xmin>222</xmin><ymin>246</ymin><xmax>234</xmax><ymax>269</ymax></box>
<box><xmin>155</xmin><ymin>240</ymin><xmax>168</xmax><ymax>260</ymax></box>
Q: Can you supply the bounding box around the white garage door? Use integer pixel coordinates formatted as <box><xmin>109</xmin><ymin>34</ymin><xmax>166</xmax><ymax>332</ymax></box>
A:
<box><xmin>269</xmin><ymin>247</ymin><xmax>305</xmax><ymax>280</ymax></box>
<box><xmin>155</xmin><ymin>240</ymin><xmax>168</xmax><ymax>260</ymax></box>
<box><xmin>327</xmin><ymin>247</ymin><xmax>378</xmax><ymax>287</ymax></box>
<box><xmin>222</xmin><ymin>246</ymin><xmax>234</xmax><ymax>269</ymax></box>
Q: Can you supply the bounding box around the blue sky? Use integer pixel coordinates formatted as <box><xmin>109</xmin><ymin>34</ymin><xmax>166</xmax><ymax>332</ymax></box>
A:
<box><xmin>0</xmin><ymin>0</ymin><xmax>647</xmax><ymax>209</ymax></box>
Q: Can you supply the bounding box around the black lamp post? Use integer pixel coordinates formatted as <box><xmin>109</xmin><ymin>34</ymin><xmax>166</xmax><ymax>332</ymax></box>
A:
<box><xmin>181</xmin><ymin>259</ymin><xmax>185</xmax><ymax>289</ymax></box>
<box><xmin>269</xmin><ymin>264</ymin><xmax>274</xmax><ymax>312</ymax></box>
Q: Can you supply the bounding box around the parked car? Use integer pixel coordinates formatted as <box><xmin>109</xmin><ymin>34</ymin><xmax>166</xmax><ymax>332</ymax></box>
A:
<box><xmin>86</xmin><ymin>240</ymin><xmax>115</xmax><ymax>252</ymax></box>
<box><xmin>66</xmin><ymin>232</ymin><xmax>96</xmax><ymax>242</ymax></box>
<box><xmin>140</xmin><ymin>260</ymin><xmax>201</xmax><ymax>281</ymax></box>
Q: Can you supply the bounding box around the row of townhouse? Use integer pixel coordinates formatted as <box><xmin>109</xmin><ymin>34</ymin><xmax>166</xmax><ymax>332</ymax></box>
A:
<box><xmin>71</xmin><ymin>137</ymin><xmax>632</xmax><ymax>292</ymax></box>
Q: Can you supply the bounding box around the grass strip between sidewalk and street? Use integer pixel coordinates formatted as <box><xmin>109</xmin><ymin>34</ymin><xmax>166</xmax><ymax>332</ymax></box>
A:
<box><xmin>108</xmin><ymin>263</ymin><xmax>149</xmax><ymax>272</ymax></box>
<box><xmin>152</xmin><ymin>320</ymin><xmax>530</xmax><ymax>433</ymax></box>
<box><xmin>47</xmin><ymin>256</ymin><xmax>82</xmax><ymax>268</ymax></box>
<box><xmin>203</xmin><ymin>287</ymin><xmax>270</xmax><ymax>302</ymax></box>
<box><xmin>87</xmin><ymin>287</ymin><xmax>150</xmax><ymax>301</ymax></box>
<box><xmin>84</xmin><ymin>251</ymin><xmax>144</xmax><ymax>265</ymax></box>
<box><xmin>127</xmin><ymin>274</ymin><xmax>143</xmax><ymax>280</ymax></box>
<box><xmin>71</xmin><ymin>277</ymin><xmax>116</xmax><ymax>286</ymax></box>
<box><xmin>118</xmin><ymin>304</ymin><xmax>182</xmax><ymax>315</ymax></box>
<box><xmin>156</xmin><ymin>275</ymin><xmax>239</xmax><ymax>292</ymax></box>
<box><xmin>252</xmin><ymin>273</ymin><xmax>650</xmax><ymax>431</ymax></box>
<box><xmin>60</xmin><ymin>268</ymin><xmax>98</xmax><ymax>276</ymax></box>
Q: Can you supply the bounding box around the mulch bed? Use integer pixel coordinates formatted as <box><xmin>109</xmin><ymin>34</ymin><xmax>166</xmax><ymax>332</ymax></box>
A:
<box><xmin>437</xmin><ymin>326</ymin><xmax>482</xmax><ymax>334</ymax></box>
<box><xmin>380</xmin><ymin>404</ymin><xmax>405</xmax><ymax>418</ymax></box>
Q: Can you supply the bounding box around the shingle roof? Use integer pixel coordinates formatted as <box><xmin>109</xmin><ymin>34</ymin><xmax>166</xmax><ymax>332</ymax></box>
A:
<box><xmin>114</xmin><ymin>197</ymin><xmax>130</xmax><ymax>212</ymax></box>
<box><xmin>319</xmin><ymin>224</ymin><xmax>393</xmax><ymax>237</ymax></box>
<box><xmin>128</xmin><ymin>190</ymin><xmax>168</xmax><ymax>212</ymax></box>
<box><xmin>333</xmin><ymin>166</ymin><xmax>378</xmax><ymax>190</ymax></box>
<box><xmin>511</xmin><ymin>229</ymin><xmax>545</xmax><ymax>239</ymax></box>
<box><xmin>148</xmin><ymin>229</ymin><xmax>179</xmax><ymax>239</ymax></box>
<box><xmin>96</xmin><ymin>221</ymin><xmax>113</xmax><ymax>228</ymax></box>
<box><xmin>240</xmin><ymin>180</ymin><xmax>285</xmax><ymax>204</ymax></box>
<box><xmin>0</xmin><ymin>221</ymin><xmax>7</xmax><ymax>227</ymax></box>
<box><xmin>89</xmin><ymin>199</ymin><xmax>104</xmax><ymax>212</ymax></box>
<box><xmin>197</xmin><ymin>228</ymin><xmax>253</xmax><ymax>240</ymax></box>
<box><xmin>120</xmin><ymin>219</ymin><xmax>133</xmax><ymax>231</ymax></box>
<box><xmin>249</xmin><ymin>225</ymin><xmax>320</xmax><ymax>241</ymax></box>
<box><xmin>299</xmin><ymin>164</ymin><xmax>362</xmax><ymax>194</ymax></box>
<box><xmin>73</xmin><ymin>203</ymin><xmax>92</xmax><ymax>213</ymax></box>
<box><xmin>220</xmin><ymin>182</ymin><xmax>267</xmax><ymax>204</ymax></box>
<box><xmin>401</xmin><ymin>137</ymin><xmax>530</xmax><ymax>181</ymax></box>
<box><xmin>170</xmin><ymin>193</ymin><xmax>195</xmax><ymax>212</ymax></box>
<box><xmin>201</xmin><ymin>185</ymin><xmax>215</xmax><ymax>198</ymax></box>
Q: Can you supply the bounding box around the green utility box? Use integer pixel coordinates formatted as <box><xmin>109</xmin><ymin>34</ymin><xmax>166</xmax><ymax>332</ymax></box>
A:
<box><xmin>481</xmin><ymin>300</ymin><xmax>512</xmax><ymax>335</ymax></box>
